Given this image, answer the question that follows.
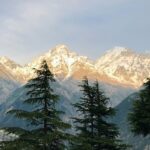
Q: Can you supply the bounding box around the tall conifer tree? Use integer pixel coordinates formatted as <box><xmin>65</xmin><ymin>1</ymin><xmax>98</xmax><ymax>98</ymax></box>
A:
<box><xmin>0</xmin><ymin>60</ymin><xmax>71</xmax><ymax>150</ymax></box>
<box><xmin>71</xmin><ymin>77</ymin><xmax>128</xmax><ymax>150</ymax></box>
<box><xmin>128</xmin><ymin>78</ymin><xmax>150</xmax><ymax>136</ymax></box>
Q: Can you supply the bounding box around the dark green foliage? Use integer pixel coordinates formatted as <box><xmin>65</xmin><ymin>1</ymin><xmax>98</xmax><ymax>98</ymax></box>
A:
<box><xmin>71</xmin><ymin>77</ymin><xmax>128</xmax><ymax>150</ymax></box>
<box><xmin>0</xmin><ymin>60</ymin><xmax>71</xmax><ymax>150</ymax></box>
<box><xmin>128</xmin><ymin>78</ymin><xmax>150</xmax><ymax>136</ymax></box>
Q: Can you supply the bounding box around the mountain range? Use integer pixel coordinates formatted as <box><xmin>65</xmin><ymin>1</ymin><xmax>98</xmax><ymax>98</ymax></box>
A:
<box><xmin>0</xmin><ymin>45</ymin><xmax>150</xmax><ymax>87</ymax></box>
<box><xmin>0</xmin><ymin>45</ymin><xmax>150</xmax><ymax>149</ymax></box>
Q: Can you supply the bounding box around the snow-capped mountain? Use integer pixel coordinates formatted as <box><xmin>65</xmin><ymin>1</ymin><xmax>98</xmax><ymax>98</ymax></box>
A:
<box><xmin>16</xmin><ymin>45</ymin><xmax>98</xmax><ymax>82</ymax></box>
<box><xmin>0</xmin><ymin>57</ymin><xmax>20</xmax><ymax>70</ymax></box>
<box><xmin>96</xmin><ymin>47</ymin><xmax>150</xmax><ymax>87</ymax></box>
<box><xmin>0</xmin><ymin>45</ymin><xmax>149</xmax><ymax>88</ymax></box>
<box><xmin>0</xmin><ymin>57</ymin><xmax>23</xmax><ymax>82</ymax></box>
<box><xmin>0</xmin><ymin>45</ymin><xmax>149</xmax><ymax>149</ymax></box>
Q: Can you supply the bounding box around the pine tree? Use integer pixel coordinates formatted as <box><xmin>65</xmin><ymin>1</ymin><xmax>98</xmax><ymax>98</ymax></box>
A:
<box><xmin>70</xmin><ymin>77</ymin><xmax>94</xmax><ymax>150</ymax></box>
<box><xmin>128</xmin><ymin>78</ymin><xmax>150</xmax><ymax>136</ymax></box>
<box><xmin>71</xmin><ymin>77</ymin><xmax>128</xmax><ymax>150</ymax></box>
<box><xmin>0</xmin><ymin>60</ymin><xmax>71</xmax><ymax>150</ymax></box>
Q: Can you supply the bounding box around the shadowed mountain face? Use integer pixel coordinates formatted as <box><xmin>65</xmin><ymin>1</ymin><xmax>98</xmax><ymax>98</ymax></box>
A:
<box><xmin>0</xmin><ymin>81</ymin><xmax>149</xmax><ymax>149</ymax></box>
<box><xmin>112</xmin><ymin>93</ymin><xmax>150</xmax><ymax>150</ymax></box>
<box><xmin>0</xmin><ymin>62</ymin><xmax>20</xmax><ymax>104</ymax></box>
<box><xmin>0</xmin><ymin>78</ymin><xmax>19</xmax><ymax>104</ymax></box>
<box><xmin>0</xmin><ymin>81</ymin><xmax>76</xmax><ymax>129</ymax></box>
<box><xmin>0</xmin><ymin>79</ymin><xmax>135</xmax><ymax>127</ymax></box>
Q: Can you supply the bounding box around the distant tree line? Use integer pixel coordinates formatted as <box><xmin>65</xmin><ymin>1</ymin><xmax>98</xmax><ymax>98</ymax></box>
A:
<box><xmin>0</xmin><ymin>60</ymin><xmax>149</xmax><ymax>150</ymax></box>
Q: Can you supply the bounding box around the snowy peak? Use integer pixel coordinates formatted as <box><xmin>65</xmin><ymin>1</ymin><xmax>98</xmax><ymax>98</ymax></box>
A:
<box><xmin>47</xmin><ymin>44</ymin><xmax>79</xmax><ymax>62</ymax></box>
<box><xmin>96</xmin><ymin>47</ymin><xmax>150</xmax><ymax>87</ymax></box>
<box><xmin>24</xmin><ymin>45</ymin><xmax>95</xmax><ymax>81</ymax></box>
<box><xmin>108</xmin><ymin>46</ymin><xmax>131</xmax><ymax>52</ymax></box>
<box><xmin>0</xmin><ymin>56</ymin><xmax>10</xmax><ymax>63</ymax></box>
<box><xmin>47</xmin><ymin>45</ymin><xmax>78</xmax><ymax>67</ymax></box>
<box><xmin>105</xmin><ymin>47</ymin><xmax>133</xmax><ymax>57</ymax></box>
<box><xmin>51</xmin><ymin>45</ymin><xmax>71</xmax><ymax>55</ymax></box>
<box><xmin>0</xmin><ymin>45</ymin><xmax>149</xmax><ymax>88</ymax></box>
<box><xmin>0</xmin><ymin>57</ymin><xmax>20</xmax><ymax>69</ymax></box>
<box><xmin>46</xmin><ymin>45</ymin><xmax>96</xmax><ymax>80</ymax></box>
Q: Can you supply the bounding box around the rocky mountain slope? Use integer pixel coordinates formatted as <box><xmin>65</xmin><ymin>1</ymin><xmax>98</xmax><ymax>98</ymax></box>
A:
<box><xmin>96</xmin><ymin>47</ymin><xmax>150</xmax><ymax>87</ymax></box>
<box><xmin>0</xmin><ymin>45</ymin><xmax>149</xmax><ymax>88</ymax></box>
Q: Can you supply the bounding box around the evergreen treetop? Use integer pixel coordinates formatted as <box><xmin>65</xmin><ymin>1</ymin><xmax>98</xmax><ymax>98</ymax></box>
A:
<box><xmin>128</xmin><ymin>78</ymin><xmax>150</xmax><ymax>136</ymax></box>
<box><xmin>71</xmin><ymin>77</ymin><xmax>128</xmax><ymax>150</ymax></box>
<box><xmin>0</xmin><ymin>60</ymin><xmax>71</xmax><ymax>150</ymax></box>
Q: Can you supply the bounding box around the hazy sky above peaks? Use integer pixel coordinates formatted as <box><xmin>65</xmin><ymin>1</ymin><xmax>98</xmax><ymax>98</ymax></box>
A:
<box><xmin>0</xmin><ymin>0</ymin><xmax>150</xmax><ymax>64</ymax></box>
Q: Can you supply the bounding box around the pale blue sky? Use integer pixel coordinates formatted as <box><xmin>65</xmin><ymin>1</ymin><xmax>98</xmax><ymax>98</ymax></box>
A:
<box><xmin>0</xmin><ymin>0</ymin><xmax>149</xmax><ymax>64</ymax></box>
